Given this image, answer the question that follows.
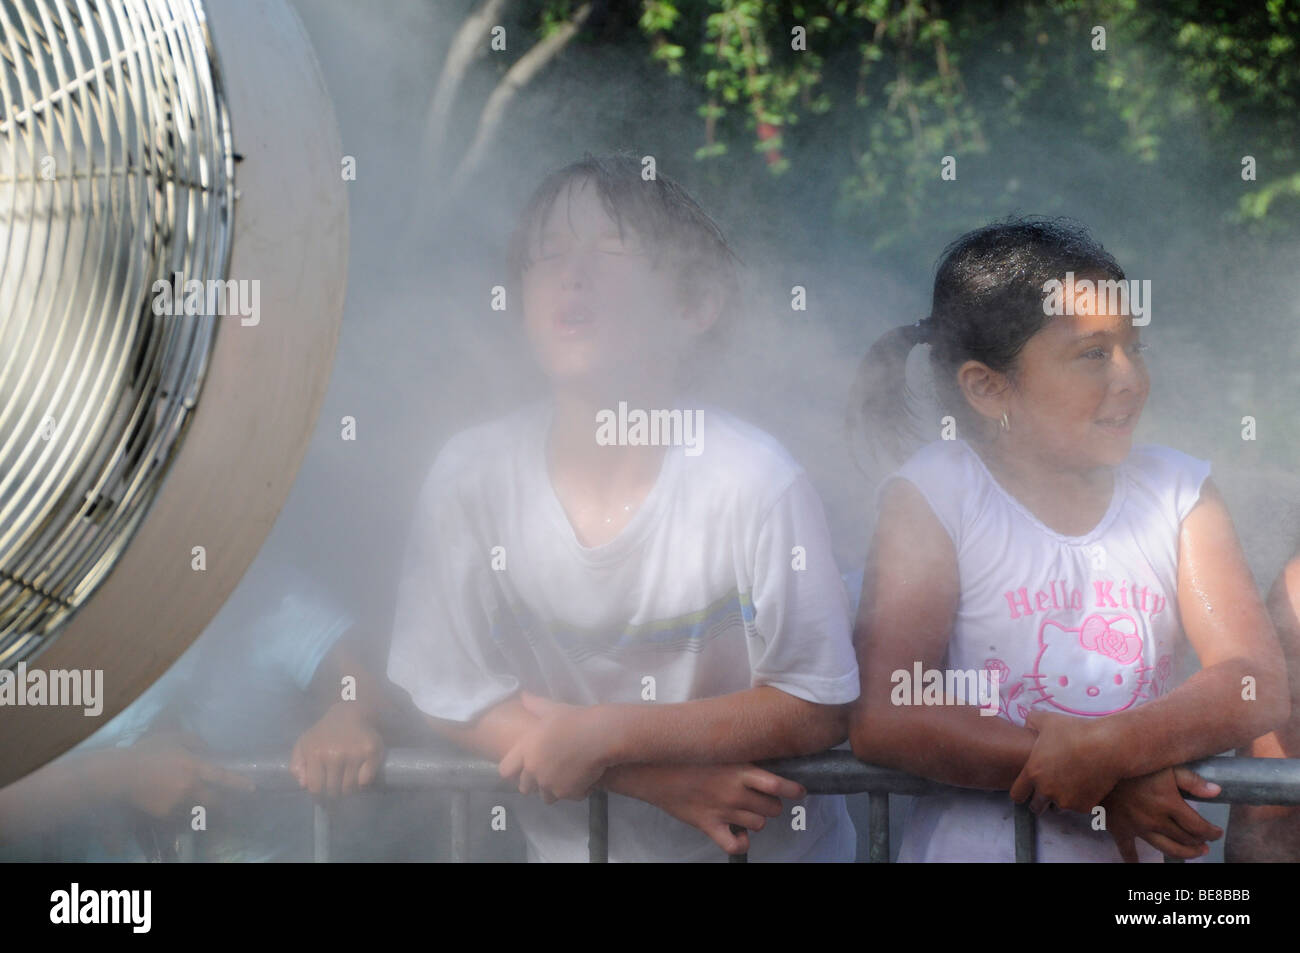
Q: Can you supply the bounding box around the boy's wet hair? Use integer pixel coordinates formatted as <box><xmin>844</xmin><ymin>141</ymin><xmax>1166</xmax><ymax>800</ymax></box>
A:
<box><xmin>507</xmin><ymin>152</ymin><xmax>742</xmax><ymax>370</ymax></box>
<box><xmin>852</xmin><ymin>215</ymin><xmax>1126</xmax><ymax>465</ymax></box>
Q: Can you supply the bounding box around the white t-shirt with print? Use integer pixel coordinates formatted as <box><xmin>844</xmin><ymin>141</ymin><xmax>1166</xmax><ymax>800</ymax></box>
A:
<box><xmin>388</xmin><ymin>401</ymin><xmax>860</xmax><ymax>862</ymax></box>
<box><xmin>880</xmin><ymin>438</ymin><xmax>1211</xmax><ymax>863</ymax></box>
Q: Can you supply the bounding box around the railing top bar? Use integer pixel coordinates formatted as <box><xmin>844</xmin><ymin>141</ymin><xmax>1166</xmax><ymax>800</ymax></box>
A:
<box><xmin>1187</xmin><ymin>756</ymin><xmax>1300</xmax><ymax>805</ymax></box>
<box><xmin>757</xmin><ymin>751</ymin><xmax>956</xmax><ymax>796</ymax></box>
<box><xmin>209</xmin><ymin>750</ymin><xmax>515</xmax><ymax>792</ymax></box>
<box><xmin>206</xmin><ymin>749</ymin><xmax>1300</xmax><ymax>805</ymax></box>
<box><xmin>762</xmin><ymin>753</ymin><xmax>1300</xmax><ymax>805</ymax></box>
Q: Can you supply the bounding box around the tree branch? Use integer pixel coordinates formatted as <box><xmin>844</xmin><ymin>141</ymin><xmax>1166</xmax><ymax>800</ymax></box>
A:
<box><xmin>448</xmin><ymin>2</ymin><xmax>595</xmax><ymax>194</ymax></box>
<box><xmin>420</xmin><ymin>0</ymin><xmax>512</xmax><ymax>177</ymax></box>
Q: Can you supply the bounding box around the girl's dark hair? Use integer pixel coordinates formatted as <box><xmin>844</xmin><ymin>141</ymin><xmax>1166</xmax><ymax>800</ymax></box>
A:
<box><xmin>852</xmin><ymin>215</ymin><xmax>1126</xmax><ymax>465</ymax></box>
<box><xmin>506</xmin><ymin>152</ymin><xmax>743</xmax><ymax>365</ymax></box>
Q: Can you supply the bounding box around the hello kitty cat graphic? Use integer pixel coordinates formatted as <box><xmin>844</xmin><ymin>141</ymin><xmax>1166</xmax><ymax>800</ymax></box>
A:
<box><xmin>1026</xmin><ymin>614</ymin><xmax>1153</xmax><ymax>716</ymax></box>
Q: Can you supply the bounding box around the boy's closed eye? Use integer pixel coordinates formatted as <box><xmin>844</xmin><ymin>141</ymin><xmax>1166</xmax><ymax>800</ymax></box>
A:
<box><xmin>529</xmin><ymin>229</ymin><xmax>650</xmax><ymax>267</ymax></box>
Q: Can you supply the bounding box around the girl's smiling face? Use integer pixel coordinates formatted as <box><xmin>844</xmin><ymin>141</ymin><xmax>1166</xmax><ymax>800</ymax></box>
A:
<box><xmin>1002</xmin><ymin>282</ymin><xmax>1150</xmax><ymax>469</ymax></box>
<box><xmin>519</xmin><ymin>178</ymin><xmax>695</xmax><ymax>395</ymax></box>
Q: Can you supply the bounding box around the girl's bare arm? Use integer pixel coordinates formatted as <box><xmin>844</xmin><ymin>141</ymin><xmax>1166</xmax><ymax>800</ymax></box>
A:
<box><xmin>1089</xmin><ymin>481</ymin><xmax>1289</xmax><ymax>776</ymax></box>
<box><xmin>848</xmin><ymin>479</ymin><xmax>1038</xmax><ymax>789</ymax></box>
<box><xmin>1013</xmin><ymin>480</ymin><xmax>1289</xmax><ymax>812</ymax></box>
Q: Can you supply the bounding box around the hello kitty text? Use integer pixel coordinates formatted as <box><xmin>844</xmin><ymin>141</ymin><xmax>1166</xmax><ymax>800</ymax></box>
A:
<box><xmin>1004</xmin><ymin>579</ymin><xmax>1167</xmax><ymax>622</ymax></box>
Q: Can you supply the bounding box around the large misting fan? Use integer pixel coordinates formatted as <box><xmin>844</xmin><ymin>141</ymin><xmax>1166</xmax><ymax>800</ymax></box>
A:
<box><xmin>0</xmin><ymin>0</ymin><xmax>348</xmax><ymax>786</ymax></box>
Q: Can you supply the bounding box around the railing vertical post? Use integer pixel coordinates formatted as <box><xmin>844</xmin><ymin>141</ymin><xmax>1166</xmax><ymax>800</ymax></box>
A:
<box><xmin>728</xmin><ymin>824</ymin><xmax>748</xmax><ymax>863</ymax></box>
<box><xmin>868</xmin><ymin>792</ymin><xmax>891</xmax><ymax>862</ymax></box>
<box><xmin>313</xmin><ymin>802</ymin><xmax>330</xmax><ymax>863</ymax></box>
<box><xmin>1013</xmin><ymin>803</ymin><xmax>1037</xmax><ymax>862</ymax></box>
<box><xmin>450</xmin><ymin>790</ymin><xmax>470</xmax><ymax>862</ymax></box>
<box><xmin>588</xmin><ymin>789</ymin><xmax>608</xmax><ymax>862</ymax></box>
<box><xmin>177</xmin><ymin>830</ymin><xmax>196</xmax><ymax>863</ymax></box>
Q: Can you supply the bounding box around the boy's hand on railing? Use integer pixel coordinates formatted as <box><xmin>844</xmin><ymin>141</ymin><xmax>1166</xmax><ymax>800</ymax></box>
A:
<box><xmin>118</xmin><ymin>731</ymin><xmax>255</xmax><ymax>819</ymax></box>
<box><xmin>605</xmin><ymin>762</ymin><xmax>806</xmax><ymax>855</ymax></box>
<box><xmin>1010</xmin><ymin>711</ymin><xmax>1125</xmax><ymax>814</ymax></box>
<box><xmin>498</xmin><ymin>692</ymin><xmax>613</xmax><ymax>803</ymax></box>
<box><xmin>1100</xmin><ymin>766</ymin><xmax>1222</xmax><ymax>862</ymax></box>
<box><xmin>290</xmin><ymin>700</ymin><xmax>386</xmax><ymax>797</ymax></box>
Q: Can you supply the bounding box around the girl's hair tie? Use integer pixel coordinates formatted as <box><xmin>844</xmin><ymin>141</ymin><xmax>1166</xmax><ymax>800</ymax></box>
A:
<box><xmin>914</xmin><ymin>316</ymin><xmax>934</xmax><ymax>344</ymax></box>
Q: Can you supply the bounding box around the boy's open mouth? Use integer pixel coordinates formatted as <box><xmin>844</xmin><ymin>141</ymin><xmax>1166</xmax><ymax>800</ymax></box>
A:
<box><xmin>555</xmin><ymin>308</ymin><xmax>597</xmax><ymax>334</ymax></box>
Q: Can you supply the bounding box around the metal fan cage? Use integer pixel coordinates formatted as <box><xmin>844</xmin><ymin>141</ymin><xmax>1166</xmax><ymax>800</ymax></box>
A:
<box><xmin>0</xmin><ymin>0</ymin><xmax>233</xmax><ymax>668</ymax></box>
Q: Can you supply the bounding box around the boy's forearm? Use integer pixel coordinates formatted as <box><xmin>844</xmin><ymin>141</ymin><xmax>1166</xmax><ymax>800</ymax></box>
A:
<box><xmin>598</xmin><ymin>762</ymin><xmax>673</xmax><ymax>802</ymax></box>
<box><xmin>423</xmin><ymin>696</ymin><xmax>539</xmax><ymax>763</ymax></box>
<box><xmin>600</xmin><ymin>686</ymin><xmax>846</xmax><ymax>766</ymax></box>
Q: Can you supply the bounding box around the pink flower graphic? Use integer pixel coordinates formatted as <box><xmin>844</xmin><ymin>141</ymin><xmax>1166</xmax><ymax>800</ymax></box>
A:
<box><xmin>1078</xmin><ymin>614</ymin><xmax>1142</xmax><ymax>664</ymax></box>
<box><xmin>984</xmin><ymin>658</ymin><xmax>1012</xmax><ymax>683</ymax></box>
<box><xmin>1155</xmin><ymin>655</ymin><xmax>1173</xmax><ymax>693</ymax></box>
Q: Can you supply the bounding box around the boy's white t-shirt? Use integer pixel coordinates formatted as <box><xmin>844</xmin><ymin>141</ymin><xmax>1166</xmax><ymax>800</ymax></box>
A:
<box><xmin>881</xmin><ymin>438</ymin><xmax>1212</xmax><ymax>862</ymax></box>
<box><xmin>388</xmin><ymin>402</ymin><xmax>860</xmax><ymax>862</ymax></box>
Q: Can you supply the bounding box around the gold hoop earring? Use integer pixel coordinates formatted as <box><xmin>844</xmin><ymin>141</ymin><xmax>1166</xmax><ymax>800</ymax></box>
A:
<box><xmin>1000</xmin><ymin>411</ymin><xmax>1010</xmax><ymax>433</ymax></box>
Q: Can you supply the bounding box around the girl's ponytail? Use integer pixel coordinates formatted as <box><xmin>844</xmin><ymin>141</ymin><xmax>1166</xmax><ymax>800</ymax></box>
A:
<box><xmin>848</xmin><ymin>320</ymin><xmax>930</xmax><ymax>474</ymax></box>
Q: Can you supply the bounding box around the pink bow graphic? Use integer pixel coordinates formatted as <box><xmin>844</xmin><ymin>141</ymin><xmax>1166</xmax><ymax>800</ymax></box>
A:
<box><xmin>1077</xmin><ymin>614</ymin><xmax>1141</xmax><ymax>664</ymax></box>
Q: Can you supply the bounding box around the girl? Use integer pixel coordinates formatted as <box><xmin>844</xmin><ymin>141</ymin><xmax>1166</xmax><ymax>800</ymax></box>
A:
<box><xmin>848</xmin><ymin>217</ymin><xmax>1288</xmax><ymax>862</ymax></box>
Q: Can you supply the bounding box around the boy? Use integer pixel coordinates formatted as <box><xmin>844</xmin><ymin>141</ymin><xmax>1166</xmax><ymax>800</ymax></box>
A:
<box><xmin>387</xmin><ymin>153</ymin><xmax>859</xmax><ymax>861</ymax></box>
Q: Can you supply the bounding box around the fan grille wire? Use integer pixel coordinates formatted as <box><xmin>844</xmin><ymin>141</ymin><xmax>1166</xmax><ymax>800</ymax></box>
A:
<box><xmin>0</xmin><ymin>0</ymin><xmax>234</xmax><ymax>667</ymax></box>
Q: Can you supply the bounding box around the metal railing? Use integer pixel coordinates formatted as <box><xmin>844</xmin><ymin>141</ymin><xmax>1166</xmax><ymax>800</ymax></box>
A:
<box><xmin>174</xmin><ymin>749</ymin><xmax>1300</xmax><ymax>863</ymax></box>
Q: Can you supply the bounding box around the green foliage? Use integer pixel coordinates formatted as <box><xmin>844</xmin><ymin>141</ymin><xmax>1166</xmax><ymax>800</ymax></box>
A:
<box><xmin>623</xmin><ymin>0</ymin><xmax>1300</xmax><ymax>242</ymax></box>
<box><xmin>638</xmin><ymin>1</ymin><xmax>837</xmax><ymax>170</ymax></box>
